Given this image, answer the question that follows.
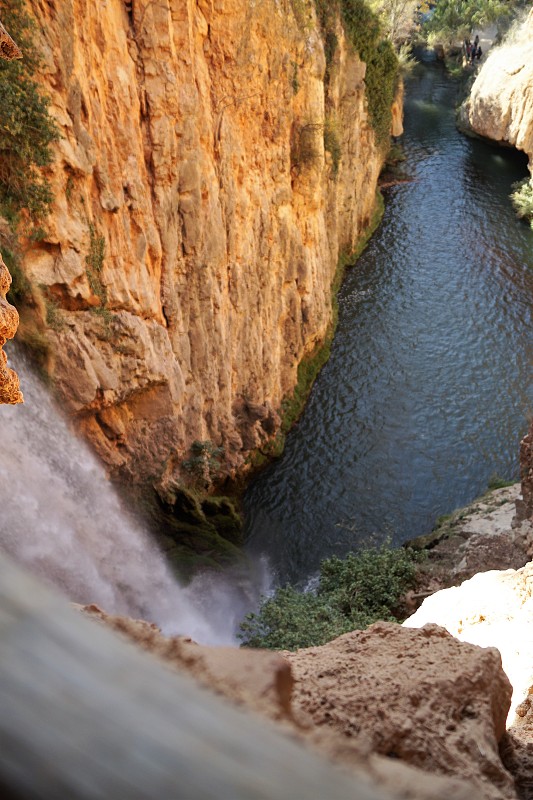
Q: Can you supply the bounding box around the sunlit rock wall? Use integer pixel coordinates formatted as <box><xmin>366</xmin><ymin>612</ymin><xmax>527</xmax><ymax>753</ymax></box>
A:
<box><xmin>22</xmin><ymin>0</ymin><xmax>389</xmax><ymax>487</ymax></box>
<box><xmin>461</xmin><ymin>10</ymin><xmax>533</xmax><ymax>165</ymax></box>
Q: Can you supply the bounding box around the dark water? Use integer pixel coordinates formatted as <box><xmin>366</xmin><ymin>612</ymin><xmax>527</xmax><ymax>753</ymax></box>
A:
<box><xmin>244</xmin><ymin>64</ymin><xmax>533</xmax><ymax>586</ymax></box>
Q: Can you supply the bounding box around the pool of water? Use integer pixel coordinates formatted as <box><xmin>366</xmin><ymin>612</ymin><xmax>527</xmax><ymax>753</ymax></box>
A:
<box><xmin>244</xmin><ymin>63</ymin><xmax>533</xmax><ymax>586</ymax></box>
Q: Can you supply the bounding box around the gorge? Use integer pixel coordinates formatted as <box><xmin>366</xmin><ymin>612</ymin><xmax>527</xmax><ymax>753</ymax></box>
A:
<box><xmin>245</xmin><ymin>55</ymin><xmax>533</xmax><ymax>585</ymax></box>
<box><xmin>1</xmin><ymin>2</ymin><xmax>533</xmax><ymax>799</ymax></box>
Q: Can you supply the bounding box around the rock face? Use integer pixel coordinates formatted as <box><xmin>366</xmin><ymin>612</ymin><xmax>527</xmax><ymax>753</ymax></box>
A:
<box><xmin>20</xmin><ymin>0</ymin><xmax>392</xmax><ymax>489</ymax></box>
<box><xmin>460</xmin><ymin>10</ymin><xmax>533</xmax><ymax>163</ymax></box>
<box><xmin>83</xmin><ymin>605</ymin><xmax>514</xmax><ymax>800</ymax></box>
<box><xmin>406</xmin><ymin>485</ymin><xmax>533</xmax><ymax>600</ymax></box>
<box><xmin>405</xmin><ymin>565</ymin><xmax>533</xmax><ymax>726</ymax></box>
<box><xmin>286</xmin><ymin>622</ymin><xmax>514</xmax><ymax>800</ymax></box>
<box><xmin>0</xmin><ymin>254</ymin><xmax>22</xmax><ymax>404</ymax></box>
<box><xmin>404</xmin><ymin>562</ymin><xmax>533</xmax><ymax>796</ymax></box>
<box><xmin>516</xmin><ymin>422</ymin><xmax>533</xmax><ymax>523</ymax></box>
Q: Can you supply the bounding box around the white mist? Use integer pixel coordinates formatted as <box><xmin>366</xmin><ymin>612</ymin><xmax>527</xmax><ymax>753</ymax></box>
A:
<box><xmin>0</xmin><ymin>346</ymin><xmax>270</xmax><ymax>645</ymax></box>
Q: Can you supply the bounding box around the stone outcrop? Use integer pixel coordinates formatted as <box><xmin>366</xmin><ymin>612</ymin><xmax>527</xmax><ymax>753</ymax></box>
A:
<box><xmin>405</xmin><ymin>484</ymin><xmax>533</xmax><ymax>601</ymax></box>
<box><xmin>286</xmin><ymin>623</ymin><xmax>514</xmax><ymax>800</ymax></box>
<box><xmin>81</xmin><ymin>604</ymin><xmax>514</xmax><ymax>800</ymax></box>
<box><xmin>405</xmin><ymin>561</ymin><xmax>533</xmax><ymax>797</ymax></box>
<box><xmin>19</xmin><ymin>0</ymin><xmax>394</xmax><ymax>490</ymax></box>
<box><xmin>0</xmin><ymin>254</ymin><xmax>22</xmax><ymax>404</ymax></box>
<box><xmin>460</xmin><ymin>10</ymin><xmax>533</xmax><ymax>164</ymax></box>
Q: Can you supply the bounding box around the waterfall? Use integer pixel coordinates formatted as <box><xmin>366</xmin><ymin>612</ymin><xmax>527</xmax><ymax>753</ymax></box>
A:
<box><xmin>0</xmin><ymin>346</ymin><xmax>268</xmax><ymax>645</ymax></box>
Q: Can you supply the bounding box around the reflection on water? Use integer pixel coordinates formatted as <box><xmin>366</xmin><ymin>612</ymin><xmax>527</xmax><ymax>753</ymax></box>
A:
<box><xmin>245</xmin><ymin>64</ymin><xmax>533</xmax><ymax>586</ymax></box>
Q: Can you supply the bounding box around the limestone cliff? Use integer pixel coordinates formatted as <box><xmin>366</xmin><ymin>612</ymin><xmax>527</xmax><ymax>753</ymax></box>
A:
<box><xmin>17</xmin><ymin>0</ymin><xmax>394</xmax><ymax>494</ymax></box>
<box><xmin>460</xmin><ymin>10</ymin><xmax>533</xmax><ymax>165</ymax></box>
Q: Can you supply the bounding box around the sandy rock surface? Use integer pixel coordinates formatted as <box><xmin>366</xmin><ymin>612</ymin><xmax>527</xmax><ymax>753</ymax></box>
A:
<box><xmin>286</xmin><ymin>622</ymin><xmax>514</xmax><ymax>800</ymax></box>
<box><xmin>406</xmin><ymin>485</ymin><xmax>533</xmax><ymax>601</ymax></box>
<box><xmin>81</xmin><ymin>605</ymin><xmax>513</xmax><ymax>800</ymax></box>
<box><xmin>405</xmin><ymin>564</ymin><xmax>533</xmax><ymax>729</ymax></box>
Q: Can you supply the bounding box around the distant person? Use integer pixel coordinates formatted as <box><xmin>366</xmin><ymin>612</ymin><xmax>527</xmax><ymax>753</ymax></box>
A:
<box><xmin>476</xmin><ymin>46</ymin><xmax>482</xmax><ymax>60</ymax></box>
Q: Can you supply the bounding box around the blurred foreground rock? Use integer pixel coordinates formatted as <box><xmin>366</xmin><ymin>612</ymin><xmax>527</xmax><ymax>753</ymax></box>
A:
<box><xmin>83</xmin><ymin>606</ymin><xmax>514</xmax><ymax>800</ymax></box>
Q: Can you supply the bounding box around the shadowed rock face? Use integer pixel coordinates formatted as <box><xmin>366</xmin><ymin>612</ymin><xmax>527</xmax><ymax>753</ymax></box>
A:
<box><xmin>0</xmin><ymin>254</ymin><xmax>22</xmax><ymax>404</ymax></box>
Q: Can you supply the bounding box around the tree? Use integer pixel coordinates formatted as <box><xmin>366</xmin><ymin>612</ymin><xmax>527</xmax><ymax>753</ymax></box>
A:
<box><xmin>370</xmin><ymin>0</ymin><xmax>419</xmax><ymax>44</ymax></box>
<box><xmin>423</xmin><ymin>0</ymin><xmax>520</xmax><ymax>45</ymax></box>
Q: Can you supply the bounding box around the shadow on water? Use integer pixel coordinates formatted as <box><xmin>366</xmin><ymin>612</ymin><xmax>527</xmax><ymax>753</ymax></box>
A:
<box><xmin>244</xmin><ymin>63</ymin><xmax>533</xmax><ymax>586</ymax></box>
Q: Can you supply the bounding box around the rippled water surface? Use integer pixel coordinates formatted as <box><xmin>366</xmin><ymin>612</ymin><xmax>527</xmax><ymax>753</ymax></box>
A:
<box><xmin>245</xmin><ymin>64</ymin><xmax>533</xmax><ymax>585</ymax></box>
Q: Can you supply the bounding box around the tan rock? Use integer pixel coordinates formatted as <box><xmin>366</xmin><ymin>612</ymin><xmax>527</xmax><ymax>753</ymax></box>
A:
<box><xmin>286</xmin><ymin>622</ymin><xmax>514</xmax><ymax>800</ymax></box>
<box><xmin>404</xmin><ymin>563</ymin><xmax>533</xmax><ymax>730</ymax></box>
<box><xmin>0</xmin><ymin>255</ymin><xmax>22</xmax><ymax>404</ymax></box>
<box><xmin>20</xmin><ymin>0</ymin><xmax>395</xmax><ymax>486</ymax></box>
<box><xmin>80</xmin><ymin>606</ymin><xmax>511</xmax><ymax>800</ymax></box>
<box><xmin>79</xmin><ymin>603</ymin><xmax>295</xmax><ymax>722</ymax></box>
<box><xmin>460</xmin><ymin>10</ymin><xmax>533</xmax><ymax>163</ymax></box>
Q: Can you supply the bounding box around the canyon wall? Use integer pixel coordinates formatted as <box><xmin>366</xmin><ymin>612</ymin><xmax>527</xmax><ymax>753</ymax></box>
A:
<box><xmin>460</xmin><ymin>10</ymin><xmax>533</xmax><ymax>166</ymax></box>
<box><xmin>18</xmin><ymin>0</ymin><xmax>393</xmax><ymax>494</ymax></box>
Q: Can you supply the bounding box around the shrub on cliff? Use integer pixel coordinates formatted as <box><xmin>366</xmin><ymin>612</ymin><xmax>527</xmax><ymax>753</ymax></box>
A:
<box><xmin>510</xmin><ymin>177</ymin><xmax>533</xmax><ymax>229</ymax></box>
<box><xmin>315</xmin><ymin>0</ymin><xmax>399</xmax><ymax>147</ymax></box>
<box><xmin>239</xmin><ymin>544</ymin><xmax>421</xmax><ymax>650</ymax></box>
<box><xmin>0</xmin><ymin>0</ymin><xmax>59</xmax><ymax>222</ymax></box>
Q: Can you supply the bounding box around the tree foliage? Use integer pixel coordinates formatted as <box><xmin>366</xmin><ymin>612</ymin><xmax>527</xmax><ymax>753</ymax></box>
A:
<box><xmin>510</xmin><ymin>178</ymin><xmax>533</xmax><ymax>229</ymax></box>
<box><xmin>315</xmin><ymin>0</ymin><xmax>399</xmax><ymax>146</ymax></box>
<box><xmin>423</xmin><ymin>0</ymin><xmax>520</xmax><ymax>44</ymax></box>
<box><xmin>0</xmin><ymin>0</ymin><xmax>59</xmax><ymax>221</ymax></box>
<box><xmin>369</xmin><ymin>0</ymin><xmax>419</xmax><ymax>44</ymax></box>
<box><xmin>239</xmin><ymin>544</ymin><xmax>421</xmax><ymax>650</ymax></box>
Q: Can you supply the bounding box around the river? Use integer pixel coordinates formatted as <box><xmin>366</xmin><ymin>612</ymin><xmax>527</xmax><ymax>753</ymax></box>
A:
<box><xmin>244</xmin><ymin>62</ymin><xmax>533</xmax><ymax>586</ymax></box>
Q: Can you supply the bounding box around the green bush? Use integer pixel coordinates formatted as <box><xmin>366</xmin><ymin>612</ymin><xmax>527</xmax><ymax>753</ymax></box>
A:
<box><xmin>85</xmin><ymin>222</ymin><xmax>107</xmax><ymax>305</ymax></box>
<box><xmin>239</xmin><ymin>544</ymin><xmax>421</xmax><ymax>650</ymax></box>
<box><xmin>315</xmin><ymin>0</ymin><xmax>398</xmax><ymax>147</ymax></box>
<box><xmin>323</xmin><ymin>114</ymin><xmax>342</xmax><ymax>176</ymax></box>
<box><xmin>510</xmin><ymin>177</ymin><xmax>533</xmax><ymax>228</ymax></box>
<box><xmin>0</xmin><ymin>0</ymin><xmax>59</xmax><ymax>222</ymax></box>
<box><xmin>423</xmin><ymin>0</ymin><xmax>519</xmax><ymax>46</ymax></box>
<box><xmin>182</xmin><ymin>440</ymin><xmax>225</xmax><ymax>489</ymax></box>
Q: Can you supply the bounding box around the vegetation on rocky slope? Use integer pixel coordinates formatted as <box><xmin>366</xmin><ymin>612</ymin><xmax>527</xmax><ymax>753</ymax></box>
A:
<box><xmin>315</xmin><ymin>0</ymin><xmax>399</xmax><ymax>146</ymax></box>
<box><xmin>0</xmin><ymin>0</ymin><xmax>59</xmax><ymax>367</ymax></box>
<box><xmin>0</xmin><ymin>0</ymin><xmax>58</xmax><ymax>223</ymax></box>
<box><xmin>239</xmin><ymin>544</ymin><xmax>421</xmax><ymax>649</ymax></box>
<box><xmin>510</xmin><ymin>178</ymin><xmax>533</xmax><ymax>229</ymax></box>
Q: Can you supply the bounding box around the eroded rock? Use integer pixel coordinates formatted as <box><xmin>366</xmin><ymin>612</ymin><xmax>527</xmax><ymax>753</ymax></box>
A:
<box><xmin>0</xmin><ymin>255</ymin><xmax>22</xmax><ymax>404</ymax></box>
<box><xmin>460</xmin><ymin>10</ymin><xmax>533</xmax><ymax>163</ymax></box>
<box><xmin>19</xmin><ymin>0</ymin><xmax>394</xmax><ymax>488</ymax></box>
<box><xmin>286</xmin><ymin>622</ymin><xmax>514</xmax><ymax>800</ymax></box>
<box><xmin>80</xmin><ymin>605</ymin><xmax>514</xmax><ymax>800</ymax></box>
